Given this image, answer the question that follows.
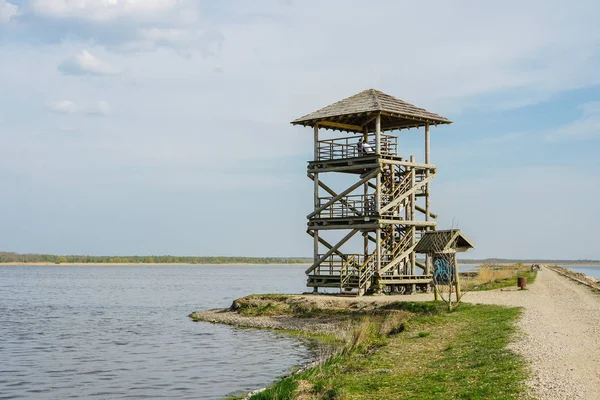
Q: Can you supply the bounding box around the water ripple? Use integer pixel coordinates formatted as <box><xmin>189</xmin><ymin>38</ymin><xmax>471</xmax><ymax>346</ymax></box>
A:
<box><xmin>0</xmin><ymin>265</ymin><xmax>313</xmax><ymax>399</ymax></box>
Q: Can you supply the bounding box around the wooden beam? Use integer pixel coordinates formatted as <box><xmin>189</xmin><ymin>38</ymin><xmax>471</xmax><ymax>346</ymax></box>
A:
<box><xmin>305</xmin><ymin>229</ymin><xmax>358</xmax><ymax>274</ymax></box>
<box><xmin>360</xmin><ymin>115</ymin><xmax>377</xmax><ymax>130</ymax></box>
<box><xmin>383</xmin><ymin>159</ymin><xmax>436</xmax><ymax>170</ymax></box>
<box><xmin>379</xmin><ymin>219</ymin><xmax>436</xmax><ymax>227</ymax></box>
<box><xmin>308</xmin><ymin>223</ymin><xmax>380</xmax><ymax>230</ymax></box>
<box><xmin>308</xmin><ymin>163</ymin><xmax>379</xmax><ymax>174</ymax></box>
<box><xmin>307</xmin><ymin>168</ymin><xmax>379</xmax><ymax>219</ymax></box>
<box><xmin>307</xmin><ymin>173</ymin><xmax>362</xmax><ymax>216</ymax></box>
<box><xmin>415</xmin><ymin>205</ymin><xmax>437</xmax><ymax>219</ymax></box>
<box><xmin>317</xmin><ymin>120</ymin><xmax>363</xmax><ymax>132</ymax></box>
<box><xmin>306</xmin><ymin>230</ymin><xmax>347</xmax><ymax>260</ymax></box>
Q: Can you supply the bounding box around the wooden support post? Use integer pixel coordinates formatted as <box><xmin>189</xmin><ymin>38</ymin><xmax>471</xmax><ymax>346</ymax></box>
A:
<box><xmin>424</xmin><ymin>123</ymin><xmax>432</xmax><ymax>292</ymax></box>
<box><xmin>375</xmin><ymin>113</ymin><xmax>381</xmax><ymax>154</ymax></box>
<box><xmin>376</xmin><ymin>227</ymin><xmax>381</xmax><ymax>293</ymax></box>
<box><xmin>410</xmin><ymin>155</ymin><xmax>416</xmax><ymax>293</ymax></box>
<box><xmin>313</xmin><ymin>125</ymin><xmax>319</xmax><ymax>292</ymax></box>
<box><xmin>425</xmin><ymin>123</ymin><xmax>430</xmax><ymax>221</ymax></box>
<box><xmin>364</xmin><ymin>127</ymin><xmax>371</xmax><ymax>265</ymax></box>
<box><xmin>363</xmin><ymin>126</ymin><xmax>370</xmax><ymax>220</ymax></box>
<box><xmin>454</xmin><ymin>252</ymin><xmax>461</xmax><ymax>301</ymax></box>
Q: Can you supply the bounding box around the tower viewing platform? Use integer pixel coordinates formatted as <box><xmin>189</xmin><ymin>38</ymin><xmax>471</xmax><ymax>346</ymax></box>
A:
<box><xmin>292</xmin><ymin>89</ymin><xmax>452</xmax><ymax>295</ymax></box>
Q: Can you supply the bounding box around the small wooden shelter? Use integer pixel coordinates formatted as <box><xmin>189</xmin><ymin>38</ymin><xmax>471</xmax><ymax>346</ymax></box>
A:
<box><xmin>292</xmin><ymin>89</ymin><xmax>452</xmax><ymax>295</ymax></box>
<box><xmin>414</xmin><ymin>229</ymin><xmax>475</xmax><ymax>298</ymax></box>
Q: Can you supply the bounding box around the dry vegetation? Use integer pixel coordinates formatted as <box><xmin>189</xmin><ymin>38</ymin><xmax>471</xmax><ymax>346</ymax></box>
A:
<box><xmin>461</xmin><ymin>263</ymin><xmax>537</xmax><ymax>291</ymax></box>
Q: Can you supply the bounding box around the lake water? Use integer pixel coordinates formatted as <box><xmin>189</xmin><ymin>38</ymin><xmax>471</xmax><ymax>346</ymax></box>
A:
<box><xmin>0</xmin><ymin>265</ymin><xmax>315</xmax><ymax>400</ymax></box>
<box><xmin>564</xmin><ymin>265</ymin><xmax>600</xmax><ymax>279</ymax></box>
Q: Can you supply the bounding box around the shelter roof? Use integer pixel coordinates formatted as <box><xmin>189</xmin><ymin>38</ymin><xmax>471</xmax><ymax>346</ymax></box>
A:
<box><xmin>414</xmin><ymin>229</ymin><xmax>475</xmax><ymax>254</ymax></box>
<box><xmin>291</xmin><ymin>89</ymin><xmax>452</xmax><ymax>133</ymax></box>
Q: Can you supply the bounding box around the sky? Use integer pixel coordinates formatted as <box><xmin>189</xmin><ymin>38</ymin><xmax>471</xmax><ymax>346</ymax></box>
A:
<box><xmin>1</xmin><ymin>0</ymin><xmax>599</xmax><ymax>259</ymax></box>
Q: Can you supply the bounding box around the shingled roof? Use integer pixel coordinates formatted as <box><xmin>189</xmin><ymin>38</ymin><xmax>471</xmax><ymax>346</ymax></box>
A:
<box><xmin>414</xmin><ymin>230</ymin><xmax>475</xmax><ymax>254</ymax></box>
<box><xmin>291</xmin><ymin>89</ymin><xmax>452</xmax><ymax>133</ymax></box>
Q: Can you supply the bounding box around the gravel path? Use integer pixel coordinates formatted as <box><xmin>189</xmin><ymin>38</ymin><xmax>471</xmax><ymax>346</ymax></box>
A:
<box><xmin>463</xmin><ymin>267</ymin><xmax>600</xmax><ymax>399</ymax></box>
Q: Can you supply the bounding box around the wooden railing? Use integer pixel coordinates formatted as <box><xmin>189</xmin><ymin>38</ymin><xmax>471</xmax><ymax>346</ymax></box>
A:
<box><xmin>315</xmin><ymin>194</ymin><xmax>375</xmax><ymax>218</ymax></box>
<box><xmin>317</xmin><ymin>134</ymin><xmax>397</xmax><ymax>161</ymax></box>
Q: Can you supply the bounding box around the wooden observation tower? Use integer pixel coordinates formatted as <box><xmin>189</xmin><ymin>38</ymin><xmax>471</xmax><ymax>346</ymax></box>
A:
<box><xmin>292</xmin><ymin>89</ymin><xmax>452</xmax><ymax>295</ymax></box>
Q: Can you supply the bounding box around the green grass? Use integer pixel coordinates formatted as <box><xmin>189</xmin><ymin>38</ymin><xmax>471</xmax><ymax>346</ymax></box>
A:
<box><xmin>247</xmin><ymin>302</ymin><xmax>527</xmax><ymax>400</ymax></box>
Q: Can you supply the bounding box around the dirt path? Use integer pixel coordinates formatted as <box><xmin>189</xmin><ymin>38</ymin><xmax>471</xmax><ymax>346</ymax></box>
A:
<box><xmin>460</xmin><ymin>267</ymin><xmax>600</xmax><ymax>399</ymax></box>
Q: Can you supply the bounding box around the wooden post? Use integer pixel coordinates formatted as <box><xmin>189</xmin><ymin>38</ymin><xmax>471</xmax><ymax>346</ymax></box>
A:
<box><xmin>375</xmin><ymin>117</ymin><xmax>382</xmax><ymax>293</ymax></box>
<box><xmin>425</xmin><ymin>123</ymin><xmax>432</xmax><ymax>291</ymax></box>
<box><xmin>364</xmin><ymin>126</ymin><xmax>370</xmax><ymax>266</ymax></box>
<box><xmin>375</xmin><ymin>117</ymin><xmax>382</xmax><ymax>213</ymax></box>
<box><xmin>363</xmin><ymin>126</ymin><xmax>370</xmax><ymax>220</ymax></box>
<box><xmin>410</xmin><ymin>155</ymin><xmax>416</xmax><ymax>293</ymax></box>
<box><xmin>375</xmin><ymin>113</ymin><xmax>381</xmax><ymax>154</ymax></box>
<box><xmin>425</xmin><ymin>123</ymin><xmax>430</xmax><ymax>222</ymax></box>
<box><xmin>376</xmin><ymin>227</ymin><xmax>381</xmax><ymax>293</ymax></box>
<box><xmin>313</xmin><ymin>125</ymin><xmax>319</xmax><ymax>292</ymax></box>
<box><xmin>454</xmin><ymin>252</ymin><xmax>461</xmax><ymax>301</ymax></box>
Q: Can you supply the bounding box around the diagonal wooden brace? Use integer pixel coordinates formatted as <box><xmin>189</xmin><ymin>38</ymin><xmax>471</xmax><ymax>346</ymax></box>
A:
<box><xmin>307</xmin><ymin>168</ymin><xmax>379</xmax><ymax>219</ymax></box>
<box><xmin>306</xmin><ymin>230</ymin><xmax>348</xmax><ymax>260</ymax></box>
<box><xmin>307</xmin><ymin>173</ymin><xmax>362</xmax><ymax>216</ymax></box>
<box><xmin>305</xmin><ymin>229</ymin><xmax>359</xmax><ymax>275</ymax></box>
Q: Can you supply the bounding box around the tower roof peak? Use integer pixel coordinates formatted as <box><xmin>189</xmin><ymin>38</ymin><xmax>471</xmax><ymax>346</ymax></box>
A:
<box><xmin>291</xmin><ymin>89</ymin><xmax>451</xmax><ymax>133</ymax></box>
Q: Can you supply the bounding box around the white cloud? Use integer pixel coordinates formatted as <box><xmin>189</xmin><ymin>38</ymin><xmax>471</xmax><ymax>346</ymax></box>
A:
<box><xmin>5</xmin><ymin>0</ymin><xmax>219</xmax><ymax>54</ymax></box>
<box><xmin>0</xmin><ymin>1</ymin><xmax>17</xmax><ymax>24</ymax></box>
<box><xmin>27</xmin><ymin>0</ymin><xmax>179</xmax><ymax>22</ymax></box>
<box><xmin>47</xmin><ymin>100</ymin><xmax>111</xmax><ymax>117</ymax></box>
<box><xmin>58</xmin><ymin>50</ymin><xmax>120</xmax><ymax>76</ymax></box>
<box><xmin>85</xmin><ymin>100</ymin><xmax>111</xmax><ymax>116</ymax></box>
<box><xmin>546</xmin><ymin>102</ymin><xmax>600</xmax><ymax>141</ymax></box>
<box><xmin>48</xmin><ymin>100</ymin><xmax>77</xmax><ymax>114</ymax></box>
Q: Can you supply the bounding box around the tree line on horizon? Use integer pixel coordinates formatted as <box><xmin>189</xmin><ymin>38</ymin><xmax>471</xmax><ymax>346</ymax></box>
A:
<box><xmin>0</xmin><ymin>252</ymin><xmax>310</xmax><ymax>264</ymax></box>
<box><xmin>1</xmin><ymin>252</ymin><xmax>596</xmax><ymax>265</ymax></box>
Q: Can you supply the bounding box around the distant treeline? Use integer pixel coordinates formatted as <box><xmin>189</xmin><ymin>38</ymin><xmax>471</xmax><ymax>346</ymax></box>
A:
<box><xmin>0</xmin><ymin>252</ymin><xmax>310</xmax><ymax>264</ymax></box>
<box><xmin>457</xmin><ymin>258</ymin><xmax>600</xmax><ymax>265</ymax></box>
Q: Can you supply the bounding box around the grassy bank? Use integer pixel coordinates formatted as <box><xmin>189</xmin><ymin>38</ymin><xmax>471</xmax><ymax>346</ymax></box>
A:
<box><xmin>223</xmin><ymin>296</ymin><xmax>526</xmax><ymax>400</ymax></box>
<box><xmin>463</xmin><ymin>264</ymin><xmax>538</xmax><ymax>291</ymax></box>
